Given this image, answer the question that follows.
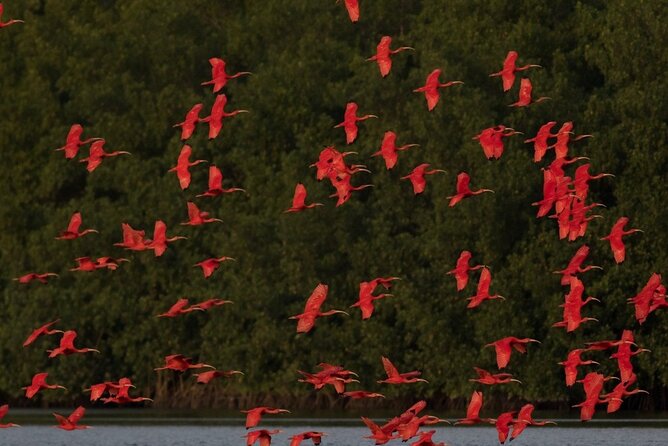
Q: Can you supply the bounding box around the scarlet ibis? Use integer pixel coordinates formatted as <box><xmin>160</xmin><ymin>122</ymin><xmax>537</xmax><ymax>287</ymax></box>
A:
<box><xmin>600</xmin><ymin>374</ymin><xmax>649</xmax><ymax>413</ymax></box>
<box><xmin>553</xmin><ymin>276</ymin><xmax>600</xmax><ymax>332</ymax></box>
<box><xmin>169</xmin><ymin>145</ymin><xmax>207</xmax><ymax>190</ymax></box>
<box><xmin>23</xmin><ymin>320</ymin><xmax>64</xmax><ymax>347</ymax></box>
<box><xmin>509</xmin><ymin>404</ymin><xmax>556</xmax><ymax>442</ymax></box>
<box><xmin>350</xmin><ymin>279</ymin><xmax>393</xmax><ymax>319</ymax></box>
<box><xmin>149</xmin><ymin>220</ymin><xmax>186</xmax><ymax>257</ymax></box>
<box><xmin>55</xmin><ymin>124</ymin><xmax>101</xmax><ymax>159</ymax></box>
<box><xmin>289</xmin><ymin>431</ymin><xmax>326</xmax><ymax>446</ymax></box>
<box><xmin>182</xmin><ymin>202</ymin><xmax>223</xmax><ymax>225</ymax></box>
<box><xmin>242</xmin><ymin>407</ymin><xmax>291</xmax><ymax>429</ymax></box>
<box><xmin>244</xmin><ymin>429</ymin><xmax>283</xmax><ymax>446</ymax></box>
<box><xmin>194</xmin><ymin>256</ymin><xmax>235</xmax><ymax>278</ymax></box>
<box><xmin>557</xmin><ymin>348</ymin><xmax>599</xmax><ymax>387</ymax></box>
<box><xmin>601</xmin><ymin>217</ymin><xmax>642</xmax><ymax>264</ymax></box>
<box><xmin>194</xmin><ymin>369</ymin><xmax>244</xmax><ymax>384</ymax></box>
<box><xmin>455</xmin><ymin>391</ymin><xmax>488</xmax><ymax>425</ymax></box>
<box><xmin>554</xmin><ymin>245</ymin><xmax>602</xmax><ymax>286</ymax></box>
<box><xmin>197</xmin><ymin>165</ymin><xmax>246</xmax><ymax>197</ymax></box>
<box><xmin>447</xmin><ymin>250</ymin><xmax>485</xmax><ymax>291</ymax></box>
<box><xmin>343</xmin><ymin>390</ymin><xmax>385</xmax><ymax>399</ymax></box>
<box><xmin>382</xmin><ymin>400</ymin><xmax>428</xmax><ymax>433</ymax></box>
<box><xmin>85</xmin><ymin>378</ymin><xmax>135</xmax><ymax>401</ymax></box>
<box><xmin>409</xmin><ymin>430</ymin><xmax>446</xmax><ymax>446</ymax></box>
<box><xmin>467</xmin><ymin>267</ymin><xmax>505</xmax><ymax>309</ymax></box>
<box><xmin>53</xmin><ymin>406</ymin><xmax>89</xmax><ymax>431</ymax></box>
<box><xmin>157</xmin><ymin>298</ymin><xmax>205</xmax><ymax>318</ymax></box>
<box><xmin>201</xmin><ymin>58</ymin><xmax>251</xmax><ymax>93</ymax></box>
<box><xmin>192</xmin><ymin>298</ymin><xmax>234</xmax><ymax>311</ymax></box>
<box><xmin>508</xmin><ymin>78</ymin><xmax>550</xmax><ymax>107</ymax></box>
<box><xmin>70</xmin><ymin>256</ymin><xmax>128</xmax><ymax>272</ymax></box>
<box><xmin>285</xmin><ymin>183</ymin><xmax>323</xmax><ymax>213</ymax></box>
<box><xmin>491</xmin><ymin>411</ymin><xmax>516</xmax><ymax>444</ymax></box>
<box><xmin>334</xmin><ymin>102</ymin><xmax>377</xmax><ymax>144</ymax></box>
<box><xmin>23</xmin><ymin>373</ymin><xmax>66</xmax><ymax>398</ymax></box>
<box><xmin>550</xmin><ymin>122</ymin><xmax>592</xmax><ymax>159</ymax></box>
<box><xmin>469</xmin><ymin>367</ymin><xmax>520</xmax><ymax>385</ymax></box>
<box><xmin>414</xmin><ymin>69</ymin><xmax>463</xmax><ymax>111</ymax></box>
<box><xmin>298</xmin><ymin>364</ymin><xmax>359</xmax><ymax>393</ymax></box>
<box><xmin>377</xmin><ymin>356</ymin><xmax>427</xmax><ymax>384</ymax></box>
<box><xmin>367</xmin><ymin>36</ymin><xmax>413</xmax><ymax>77</ymax></box>
<box><xmin>340</xmin><ymin>0</ymin><xmax>359</xmax><ymax>22</ymax></box>
<box><xmin>80</xmin><ymin>139</ymin><xmax>130</xmax><ymax>172</ymax></box>
<box><xmin>0</xmin><ymin>3</ymin><xmax>23</xmax><ymax>28</ymax></box>
<box><xmin>361</xmin><ymin>417</ymin><xmax>397</xmax><ymax>444</ymax></box>
<box><xmin>573</xmin><ymin>164</ymin><xmax>614</xmax><ymax>199</ymax></box>
<box><xmin>311</xmin><ymin>146</ymin><xmax>369</xmax><ymax>181</ymax></box>
<box><xmin>610</xmin><ymin>330</ymin><xmax>650</xmax><ymax>384</ymax></box>
<box><xmin>0</xmin><ymin>405</ymin><xmax>19</xmax><ymax>428</ymax></box>
<box><xmin>489</xmin><ymin>51</ymin><xmax>541</xmax><ymax>91</ymax></box>
<box><xmin>525</xmin><ymin>121</ymin><xmax>557</xmax><ymax>162</ymax></box>
<box><xmin>154</xmin><ymin>354</ymin><xmax>214</xmax><ymax>372</ymax></box>
<box><xmin>473</xmin><ymin>125</ymin><xmax>522</xmax><ymax>160</ymax></box>
<box><xmin>48</xmin><ymin>330</ymin><xmax>99</xmax><ymax>358</ymax></box>
<box><xmin>289</xmin><ymin>283</ymin><xmax>348</xmax><ymax>333</ymax></box>
<box><xmin>173</xmin><ymin>103</ymin><xmax>204</xmax><ymax>140</ymax></box>
<box><xmin>447</xmin><ymin>172</ymin><xmax>493</xmax><ymax>207</ymax></box>
<box><xmin>56</xmin><ymin>212</ymin><xmax>99</xmax><ymax>240</ymax></box>
<box><xmin>100</xmin><ymin>379</ymin><xmax>152</xmax><ymax>405</ymax></box>
<box><xmin>396</xmin><ymin>415</ymin><xmax>448</xmax><ymax>441</ymax></box>
<box><xmin>13</xmin><ymin>272</ymin><xmax>58</xmax><ymax>285</ymax></box>
<box><xmin>114</xmin><ymin>223</ymin><xmax>151</xmax><ymax>251</ymax></box>
<box><xmin>574</xmin><ymin>372</ymin><xmax>617</xmax><ymax>421</ymax></box>
<box><xmin>200</xmin><ymin>94</ymin><xmax>248</xmax><ymax>139</ymax></box>
<box><xmin>371</xmin><ymin>131</ymin><xmax>418</xmax><ymax>170</ymax></box>
<box><xmin>485</xmin><ymin>337</ymin><xmax>540</xmax><ymax>369</ymax></box>
<box><xmin>628</xmin><ymin>273</ymin><xmax>663</xmax><ymax>324</ymax></box>
<box><xmin>401</xmin><ymin>163</ymin><xmax>445</xmax><ymax>194</ymax></box>
<box><xmin>245</xmin><ymin>429</ymin><xmax>282</xmax><ymax>446</ymax></box>
<box><xmin>329</xmin><ymin>172</ymin><xmax>373</xmax><ymax>206</ymax></box>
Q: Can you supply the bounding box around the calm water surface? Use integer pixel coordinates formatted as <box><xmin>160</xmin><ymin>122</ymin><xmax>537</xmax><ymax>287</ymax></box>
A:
<box><xmin>3</xmin><ymin>420</ymin><xmax>668</xmax><ymax>446</ymax></box>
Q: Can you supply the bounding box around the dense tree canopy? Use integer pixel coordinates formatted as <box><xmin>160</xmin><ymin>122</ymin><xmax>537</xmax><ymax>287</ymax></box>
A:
<box><xmin>0</xmin><ymin>0</ymin><xmax>666</xmax><ymax>412</ymax></box>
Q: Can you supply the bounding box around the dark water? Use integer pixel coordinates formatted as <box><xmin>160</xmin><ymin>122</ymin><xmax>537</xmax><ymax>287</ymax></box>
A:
<box><xmin>3</xmin><ymin>419</ymin><xmax>668</xmax><ymax>446</ymax></box>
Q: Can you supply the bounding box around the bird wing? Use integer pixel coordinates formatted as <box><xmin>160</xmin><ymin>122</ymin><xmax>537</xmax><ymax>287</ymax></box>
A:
<box><xmin>477</xmin><ymin>267</ymin><xmax>492</xmax><ymax>296</ymax></box>
<box><xmin>68</xmin><ymin>406</ymin><xmax>86</xmax><ymax>424</ymax></box>
<box><xmin>153</xmin><ymin>220</ymin><xmax>166</xmax><ymax>242</ymax></box>
<box><xmin>177</xmin><ymin>145</ymin><xmax>192</xmax><ymax>167</ymax></box>
<box><xmin>466</xmin><ymin>391</ymin><xmax>483</xmax><ymax>419</ymax></box>
<box><xmin>381</xmin><ymin>356</ymin><xmax>400</xmax><ymax>378</ymax></box>
<box><xmin>377</xmin><ymin>56</ymin><xmax>392</xmax><ymax>77</ymax></box>
<box><xmin>53</xmin><ymin>413</ymin><xmax>70</xmax><ymax>428</ymax></box>
<box><xmin>495</xmin><ymin>342</ymin><xmax>512</xmax><ymax>368</ymax></box>
<box><xmin>456</xmin><ymin>172</ymin><xmax>471</xmax><ymax>194</ymax></box>
<box><xmin>425</xmin><ymin>88</ymin><xmax>440</xmax><ymax>111</ymax></box>
<box><xmin>501</xmin><ymin>71</ymin><xmax>515</xmax><ymax>92</ymax></box>
<box><xmin>292</xmin><ymin>184</ymin><xmax>307</xmax><ymax>208</ymax></box>
<box><xmin>245</xmin><ymin>409</ymin><xmax>262</xmax><ymax>429</ymax></box>
<box><xmin>518</xmin><ymin>78</ymin><xmax>532</xmax><ymax>103</ymax></box>
<box><xmin>209</xmin><ymin>166</ymin><xmax>223</xmax><ymax>190</ymax></box>
<box><xmin>344</xmin><ymin>0</ymin><xmax>359</xmax><ymax>22</ymax></box>
<box><xmin>60</xmin><ymin>330</ymin><xmax>77</xmax><ymax>349</ymax></box>
<box><xmin>67</xmin><ymin>212</ymin><xmax>82</xmax><ymax>233</ymax></box>
<box><xmin>169</xmin><ymin>298</ymin><xmax>191</xmax><ymax>314</ymax></box>
<box><xmin>361</xmin><ymin>417</ymin><xmax>382</xmax><ymax>434</ymax></box>
<box><xmin>187</xmin><ymin>202</ymin><xmax>200</xmax><ymax>222</ymax></box>
<box><xmin>0</xmin><ymin>404</ymin><xmax>8</xmax><ymax>420</ymax></box>
<box><xmin>303</xmin><ymin>283</ymin><xmax>328</xmax><ymax>315</ymax></box>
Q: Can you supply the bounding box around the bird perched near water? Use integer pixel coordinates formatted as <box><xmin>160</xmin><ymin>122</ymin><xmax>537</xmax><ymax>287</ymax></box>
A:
<box><xmin>174</xmin><ymin>103</ymin><xmax>204</xmax><ymax>140</ymax></box>
<box><xmin>447</xmin><ymin>172</ymin><xmax>494</xmax><ymax>207</ymax></box>
<box><xmin>0</xmin><ymin>405</ymin><xmax>19</xmax><ymax>428</ymax></box>
<box><xmin>201</xmin><ymin>58</ymin><xmax>251</xmax><ymax>93</ymax></box>
<box><xmin>80</xmin><ymin>139</ymin><xmax>130</xmax><ymax>172</ymax></box>
<box><xmin>289</xmin><ymin>283</ymin><xmax>348</xmax><ymax>333</ymax></box>
<box><xmin>367</xmin><ymin>36</ymin><xmax>413</xmax><ymax>77</ymax></box>
<box><xmin>284</xmin><ymin>183</ymin><xmax>323</xmax><ymax>213</ymax></box>
<box><xmin>447</xmin><ymin>250</ymin><xmax>485</xmax><ymax>291</ymax></box>
<box><xmin>372</xmin><ymin>131</ymin><xmax>419</xmax><ymax>170</ymax></box>
<box><xmin>53</xmin><ymin>406</ymin><xmax>89</xmax><ymax>431</ymax></box>
<box><xmin>509</xmin><ymin>78</ymin><xmax>550</xmax><ymax>107</ymax></box>
<box><xmin>48</xmin><ymin>330</ymin><xmax>100</xmax><ymax>358</ymax></box>
<box><xmin>181</xmin><ymin>202</ymin><xmax>223</xmax><ymax>226</ymax></box>
<box><xmin>414</xmin><ymin>69</ymin><xmax>463</xmax><ymax>111</ymax></box>
<box><xmin>489</xmin><ymin>51</ymin><xmax>541</xmax><ymax>91</ymax></box>
<box><xmin>241</xmin><ymin>407</ymin><xmax>291</xmax><ymax>429</ymax></box>
<box><xmin>154</xmin><ymin>354</ymin><xmax>214</xmax><ymax>372</ymax></box>
<box><xmin>13</xmin><ymin>272</ymin><xmax>58</xmax><ymax>285</ymax></box>
<box><xmin>23</xmin><ymin>373</ymin><xmax>66</xmax><ymax>399</ymax></box>
<box><xmin>334</xmin><ymin>102</ymin><xmax>377</xmax><ymax>144</ymax></box>
<box><xmin>169</xmin><ymin>145</ymin><xmax>207</xmax><ymax>190</ymax></box>
<box><xmin>401</xmin><ymin>163</ymin><xmax>445</xmax><ymax>194</ymax></box>
<box><xmin>194</xmin><ymin>256</ymin><xmax>235</xmax><ymax>278</ymax></box>
<box><xmin>377</xmin><ymin>356</ymin><xmax>428</xmax><ymax>385</ymax></box>
<box><xmin>197</xmin><ymin>165</ymin><xmax>246</xmax><ymax>197</ymax></box>
<box><xmin>55</xmin><ymin>124</ymin><xmax>101</xmax><ymax>159</ymax></box>
<box><xmin>23</xmin><ymin>320</ymin><xmax>64</xmax><ymax>347</ymax></box>
<box><xmin>0</xmin><ymin>3</ymin><xmax>23</xmax><ymax>28</ymax></box>
<box><xmin>194</xmin><ymin>369</ymin><xmax>244</xmax><ymax>384</ymax></box>
<box><xmin>601</xmin><ymin>217</ymin><xmax>643</xmax><ymax>264</ymax></box>
<box><xmin>200</xmin><ymin>94</ymin><xmax>249</xmax><ymax>139</ymax></box>
<box><xmin>56</xmin><ymin>212</ymin><xmax>99</xmax><ymax>240</ymax></box>
<box><xmin>467</xmin><ymin>267</ymin><xmax>505</xmax><ymax>309</ymax></box>
<box><xmin>485</xmin><ymin>337</ymin><xmax>540</xmax><ymax>369</ymax></box>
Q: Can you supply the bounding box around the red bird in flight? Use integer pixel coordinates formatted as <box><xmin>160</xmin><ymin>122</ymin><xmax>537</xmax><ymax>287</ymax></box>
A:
<box><xmin>414</xmin><ymin>69</ymin><xmax>463</xmax><ymax>111</ymax></box>
<box><xmin>367</xmin><ymin>36</ymin><xmax>413</xmax><ymax>77</ymax></box>
<box><xmin>182</xmin><ymin>202</ymin><xmax>223</xmax><ymax>225</ymax></box>
<box><xmin>334</xmin><ymin>102</ymin><xmax>377</xmax><ymax>144</ymax></box>
<box><xmin>194</xmin><ymin>369</ymin><xmax>244</xmax><ymax>384</ymax></box>
<box><xmin>23</xmin><ymin>320</ymin><xmax>63</xmax><ymax>347</ymax></box>
<box><xmin>114</xmin><ymin>223</ymin><xmax>151</xmax><ymax>251</ymax></box>
<box><xmin>285</xmin><ymin>183</ymin><xmax>323</xmax><ymax>213</ymax></box>
<box><xmin>289</xmin><ymin>431</ymin><xmax>327</xmax><ymax>446</ymax></box>
<box><xmin>149</xmin><ymin>220</ymin><xmax>186</xmax><ymax>257</ymax></box>
<box><xmin>372</xmin><ymin>131</ymin><xmax>418</xmax><ymax>170</ymax></box>
<box><xmin>401</xmin><ymin>163</ymin><xmax>445</xmax><ymax>195</ymax></box>
<box><xmin>169</xmin><ymin>145</ymin><xmax>207</xmax><ymax>190</ymax></box>
<box><xmin>154</xmin><ymin>354</ymin><xmax>214</xmax><ymax>372</ymax></box>
<box><xmin>157</xmin><ymin>298</ymin><xmax>205</xmax><ymax>318</ymax></box>
<box><xmin>201</xmin><ymin>58</ymin><xmax>251</xmax><ymax>93</ymax></box>
<box><xmin>469</xmin><ymin>367</ymin><xmax>521</xmax><ymax>385</ymax></box>
<box><xmin>23</xmin><ymin>373</ymin><xmax>66</xmax><ymax>399</ymax></box>
<box><xmin>558</xmin><ymin>348</ymin><xmax>600</xmax><ymax>387</ymax></box>
<box><xmin>447</xmin><ymin>172</ymin><xmax>493</xmax><ymax>207</ymax></box>
<box><xmin>13</xmin><ymin>272</ymin><xmax>58</xmax><ymax>285</ymax></box>
<box><xmin>174</xmin><ymin>103</ymin><xmax>204</xmax><ymax>140</ymax></box>
<box><xmin>197</xmin><ymin>165</ymin><xmax>246</xmax><ymax>197</ymax></box>
<box><xmin>55</xmin><ymin>124</ymin><xmax>101</xmax><ymax>159</ymax></box>
<box><xmin>509</xmin><ymin>404</ymin><xmax>555</xmax><ymax>442</ymax></box>
<box><xmin>200</xmin><ymin>94</ymin><xmax>248</xmax><ymax>139</ymax></box>
<box><xmin>489</xmin><ymin>51</ymin><xmax>541</xmax><ymax>91</ymax></box>
<box><xmin>601</xmin><ymin>217</ymin><xmax>642</xmax><ymax>264</ymax></box>
<box><xmin>0</xmin><ymin>405</ymin><xmax>19</xmax><ymax>428</ymax></box>
<box><xmin>473</xmin><ymin>125</ymin><xmax>522</xmax><ymax>160</ymax></box>
<box><xmin>289</xmin><ymin>283</ymin><xmax>348</xmax><ymax>333</ymax></box>
<box><xmin>56</xmin><ymin>212</ymin><xmax>99</xmax><ymax>240</ymax></box>
<box><xmin>447</xmin><ymin>250</ymin><xmax>485</xmax><ymax>291</ymax></box>
<box><xmin>340</xmin><ymin>0</ymin><xmax>359</xmax><ymax>22</ymax></box>
<box><xmin>80</xmin><ymin>139</ymin><xmax>130</xmax><ymax>172</ymax></box>
<box><xmin>53</xmin><ymin>406</ymin><xmax>89</xmax><ymax>431</ymax></box>
<box><xmin>553</xmin><ymin>245</ymin><xmax>602</xmax><ymax>286</ymax></box>
<box><xmin>525</xmin><ymin>121</ymin><xmax>557</xmax><ymax>162</ymax></box>
<box><xmin>195</xmin><ymin>256</ymin><xmax>235</xmax><ymax>278</ymax></box>
<box><xmin>377</xmin><ymin>356</ymin><xmax>428</xmax><ymax>384</ymax></box>
<box><xmin>0</xmin><ymin>3</ymin><xmax>23</xmax><ymax>28</ymax></box>
<box><xmin>48</xmin><ymin>330</ymin><xmax>100</xmax><ymax>358</ymax></box>
<box><xmin>455</xmin><ymin>391</ymin><xmax>489</xmax><ymax>425</ymax></box>
<box><xmin>245</xmin><ymin>429</ymin><xmax>282</xmax><ymax>446</ymax></box>
<box><xmin>509</xmin><ymin>78</ymin><xmax>550</xmax><ymax>107</ymax></box>
<box><xmin>485</xmin><ymin>337</ymin><xmax>540</xmax><ymax>369</ymax></box>
<box><xmin>467</xmin><ymin>267</ymin><xmax>505</xmax><ymax>309</ymax></box>
<box><xmin>241</xmin><ymin>406</ymin><xmax>291</xmax><ymax>429</ymax></box>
